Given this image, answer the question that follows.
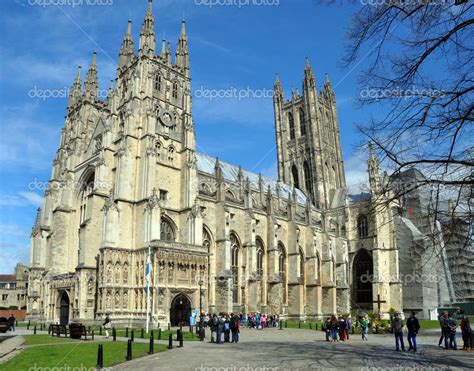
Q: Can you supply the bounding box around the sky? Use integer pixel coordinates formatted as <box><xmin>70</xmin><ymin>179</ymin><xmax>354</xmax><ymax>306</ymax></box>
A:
<box><xmin>0</xmin><ymin>0</ymin><xmax>379</xmax><ymax>273</ymax></box>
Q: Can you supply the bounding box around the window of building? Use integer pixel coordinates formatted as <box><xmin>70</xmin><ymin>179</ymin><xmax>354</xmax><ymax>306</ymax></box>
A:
<box><xmin>256</xmin><ymin>238</ymin><xmax>264</xmax><ymax>276</ymax></box>
<box><xmin>154</xmin><ymin>74</ymin><xmax>162</xmax><ymax>92</ymax></box>
<box><xmin>160</xmin><ymin>217</ymin><xmax>175</xmax><ymax>241</ymax></box>
<box><xmin>159</xmin><ymin>190</ymin><xmax>168</xmax><ymax>201</ymax></box>
<box><xmin>80</xmin><ymin>172</ymin><xmax>95</xmax><ymax>224</ymax></box>
<box><xmin>292</xmin><ymin>165</ymin><xmax>300</xmax><ymax>189</ymax></box>
<box><xmin>303</xmin><ymin>161</ymin><xmax>311</xmax><ymax>194</ymax></box>
<box><xmin>288</xmin><ymin>112</ymin><xmax>295</xmax><ymax>139</ymax></box>
<box><xmin>2</xmin><ymin>294</ymin><xmax>7</xmax><ymax>301</ymax></box>
<box><xmin>357</xmin><ymin>215</ymin><xmax>369</xmax><ymax>238</ymax></box>
<box><xmin>230</xmin><ymin>233</ymin><xmax>240</xmax><ymax>304</ymax></box>
<box><xmin>299</xmin><ymin>108</ymin><xmax>306</xmax><ymax>136</ymax></box>
<box><xmin>172</xmin><ymin>82</ymin><xmax>179</xmax><ymax>99</ymax></box>
<box><xmin>299</xmin><ymin>248</ymin><xmax>305</xmax><ymax>280</ymax></box>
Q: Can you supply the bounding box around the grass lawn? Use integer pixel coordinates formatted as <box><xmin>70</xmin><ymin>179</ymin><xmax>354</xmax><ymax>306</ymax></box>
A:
<box><xmin>2</xmin><ymin>338</ymin><xmax>167</xmax><ymax>371</ymax></box>
<box><xmin>22</xmin><ymin>334</ymin><xmax>75</xmax><ymax>345</ymax></box>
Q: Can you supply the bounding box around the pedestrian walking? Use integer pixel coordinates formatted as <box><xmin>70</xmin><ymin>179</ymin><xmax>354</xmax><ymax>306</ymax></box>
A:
<box><xmin>359</xmin><ymin>315</ymin><xmax>369</xmax><ymax>341</ymax></box>
<box><xmin>448</xmin><ymin>313</ymin><xmax>457</xmax><ymax>350</ymax></box>
<box><xmin>406</xmin><ymin>311</ymin><xmax>420</xmax><ymax>352</ymax></box>
<box><xmin>230</xmin><ymin>313</ymin><xmax>240</xmax><ymax>344</ymax></box>
<box><xmin>391</xmin><ymin>313</ymin><xmax>405</xmax><ymax>351</ymax></box>
<box><xmin>439</xmin><ymin>312</ymin><xmax>449</xmax><ymax>348</ymax></box>
<box><xmin>330</xmin><ymin>315</ymin><xmax>339</xmax><ymax>342</ymax></box>
<box><xmin>459</xmin><ymin>309</ymin><xmax>472</xmax><ymax>351</ymax></box>
<box><xmin>7</xmin><ymin>314</ymin><xmax>15</xmax><ymax>332</ymax></box>
<box><xmin>103</xmin><ymin>314</ymin><xmax>111</xmax><ymax>338</ymax></box>
<box><xmin>216</xmin><ymin>313</ymin><xmax>224</xmax><ymax>344</ymax></box>
<box><xmin>223</xmin><ymin>315</ymin><xmax>231</xmax><ymax>343</ymax></box>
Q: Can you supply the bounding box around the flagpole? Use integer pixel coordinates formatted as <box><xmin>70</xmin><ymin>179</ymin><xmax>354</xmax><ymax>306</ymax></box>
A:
<box><xmin>146</xmin><ymin>246</ymin><xmax>151</xmax><ymax>333</ymax></box>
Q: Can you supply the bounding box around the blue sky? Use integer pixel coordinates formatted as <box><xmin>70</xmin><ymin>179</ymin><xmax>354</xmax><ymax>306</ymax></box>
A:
<box><xmin>0</xmin><ymin>0</ymin><xmax>378</xmax><ymax>273</ymax></box>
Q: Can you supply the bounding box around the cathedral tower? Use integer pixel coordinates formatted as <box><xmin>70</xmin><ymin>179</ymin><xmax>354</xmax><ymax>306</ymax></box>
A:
<box><xmin>274</xmin><ymin>59</ymin><xmax>346</xmax><ymax>209</ymax></box>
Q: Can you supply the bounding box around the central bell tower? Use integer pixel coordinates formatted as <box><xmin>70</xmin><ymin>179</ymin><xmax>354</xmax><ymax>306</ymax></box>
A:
<box><xmin>273</xmin><ymin>59</ymin><xmax>346</xmax><ymax>209</ymax></box>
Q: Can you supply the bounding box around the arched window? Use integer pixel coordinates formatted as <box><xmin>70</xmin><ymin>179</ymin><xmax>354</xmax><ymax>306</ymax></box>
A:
<box><xmin>278</xmin><ymin>242</ymin><xmax>287</xmax><ymax>303</ymax></box>
<box><xmin>230</xmin><ymin>233</ymin><xmax>240</xmax><ymax>304</ymax></box>
<box><xmin>172</xmin><ymin>82</ymin><xmax>179</xmax><ymax>99</ymax></box>
<box><xmin>299</xmin><ymin>248</ymin><xmax>305</xmax><ymax>280</ymax></box>
<box><xmin>357</xmin><ymin>215</ymin><xmax>368</xmax><ymax>238</ymax></box>
<box><xmin>160</xmin><ymin>217</ymin><xmax>175</xmax><ymax>241</ymax></box>
<box><xmin>288</xmin><ymin>112</ymin><xmax>295</xmax><ymax>139</ymax></box>
<box><xmin>292</xmin><ymin>165</ymin><xmax>300</xmax><ymax>189</ymax></box>
<box><xmin>256</xmin><ymin>238</ymin><xmax>264</xmax><ymax>276</ymax></box>
<box><xmin>299</xmin><ymin>108</ymin><xmax>306</xmax><ymax>136</ymax></box>
<box><xmin>79</xmin><ymin>172</ymin><xmax>95</xmax><ymax>224</ymax></box>
<box><xmin>203</xmin><ymin>228</ymin><xmax>211</xmax><ymax>251</ymax></box>
<box><xmin>303</xmin><ymin>161</ymin><xmax>312</xmax><ymax>194</ymax></box>
<box><xmin>315</xmin><ymin>253</ymin><xmax>321</xmax><ymax>281</ymax></box>
<box><xmin>154</xmin><ymin>74</ymin><xmax>162</xmax><ymax>92</ymax></box>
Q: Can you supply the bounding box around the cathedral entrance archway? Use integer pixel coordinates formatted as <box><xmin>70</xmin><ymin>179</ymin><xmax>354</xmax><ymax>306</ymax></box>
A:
<box><xmin>170</xmin><ymin>294</ymin><xmax>191</xmax><ymax>326</ymax></box>
<box><xmin>352</xmin><ymin>249</ymin><xmax>373</xmax><ymax>309</ymax></box>
<box><xmin>59</xmin><ymin>292</ymin><xmax>70</xmax><ymax>325</ymax></box>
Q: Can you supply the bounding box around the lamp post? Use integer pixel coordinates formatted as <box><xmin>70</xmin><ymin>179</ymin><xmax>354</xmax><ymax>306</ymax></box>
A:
<box><xmin>198</xmin><ymin>277</ymin><xmax>204</xmax><ymax>316</ymax></box>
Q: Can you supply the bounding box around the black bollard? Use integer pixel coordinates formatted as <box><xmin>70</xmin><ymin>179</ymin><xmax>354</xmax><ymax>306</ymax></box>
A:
<box><xmin>126</xmin><ymin>339</ymin><xmax>132</xmax><ymax>361</ymax></box>
<box><xmin>48</xmin><ymin>324</ymin><xmax>51</xmax><ymax>335</ymax></box>
<box><xmin>126</xmin><ymin>327</ymin><xmax>129</xmax><ymax>338</ymax></box>
<box><xmin>99</xmin><ymin>326</ymin><xmax>102</xmax><ymax>336</ymax></box>
<box><xmin>351</xmin><ymin>326</ymin><xmax>355</xmax><ymax>335</ymax></box>
<box><xmin>199</xmin><ymin>326</ymin><xmax>205</xmax><ymax>341</ymax></box>
<box><xmin>168</xmin><ymin>323</ymin><xmax>171</xmax><ymax>331</ymax></box>
<box><xmin>34</xmin><ymin>325</ymin><xmax>37</xmax><ymax>335</ymax></box>
<box><xmin>148</xmin><ymin>332</ymin><xmax>154</xmax><ymax>355</ymax></box>
<box><xmin>189</xmin><ymin>325</ymin><xmax>192</xmax><ymax>334</ymax></box>
<box><xmin>279</xmin><ymin>320</ymin><xmax>283</xmax><ymax>330</ymax></box>
<box><xmin>299</xmin><ymin>321</ymin><xmax>301</xmax><ymax>329</ymax></box>
<box><xmin>28</xmin><ymin>320</ymin><xmax>31</xmax><ymax>327</ymax></box>
<box><xmin>168</xmin><ymin>333</ymin><xmax>173</xmax><ymax>349</ymax></box>
<box><xmin>27</xmin><ymin>323</ymin><xmax>29</xmax><ymax>331</ymax></box>
<box><xmin>92</xmin><ymin>330</ymin><xmax>95</xmax><ymax>341</ymax></box>
<box><xmin>158</xmin><ymin>328</ymin><xmax>162</xmax><ymax>340</ymax></box>
<box><xmin>285</xmin><ymin>321</ymin><xmax>288</xmax><ymax>328</ymax></box>
<box><xmin>141</xmin><ymin>328</ymin><xmax>144</xmax><ymax>339</ymax></box>
<box><xmin>113</xmin><ymin>327</ymin><xmax>116</xmax><ymax>341</ymax></box>
<box><xmin>15</xmin><ymin>320</ymin><xmax>18</xmax><ymax>327</ymax></box>
<box><xmin>88</xmin><ymin>326</ymin><xmax>91</xmax><ymax>334</ymax></box>
<box><xmin>131</xmin><ymin>329</ymin><xmax>134</xmax><ymax>342</ymax></box>
<box><xmin>177</xmin><ymin>329</ymin><xmax>183</xmax><ymax>348</ymax></box>
<box><xmin>97</xmin><ymin>344</ymin><xmax>104</xmax><ymax>369</ymax></box>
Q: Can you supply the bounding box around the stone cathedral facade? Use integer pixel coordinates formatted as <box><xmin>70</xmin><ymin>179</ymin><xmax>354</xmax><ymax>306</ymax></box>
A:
<box><xmin>27</xmin><ymin>1</ymin><xmax>454</xmax><ymax>326</ymax></box>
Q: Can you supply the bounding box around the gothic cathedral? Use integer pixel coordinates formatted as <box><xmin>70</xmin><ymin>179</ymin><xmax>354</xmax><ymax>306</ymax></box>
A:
<box><xmin>28</xmin><ymin>0</ymin><xmax>453</xmax><ymax>326</ymax></box>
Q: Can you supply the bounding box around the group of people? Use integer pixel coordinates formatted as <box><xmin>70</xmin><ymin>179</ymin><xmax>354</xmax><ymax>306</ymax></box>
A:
<box><xmin>323</xmin><ymin>315</ymin><xmax>353</xmax><ymax>342</ymax></box>
<box><xmin>438</xmin><ymin>309</ymin><xmax>472</xmax><ymax>351</ymax></box>
<box><xmin>391</xmin><ymin>311</ymin><xmax>420</xmax><ymax>352</ymax></box>
<box><xmin>203</xmin><ymin>313</ymin><xmax>241</xmax><ymax>344</ymax></box>
<box><xmin>241</xmin><ymin>313</ymin><xmax>280</xmax><ymax>329</ymax></box>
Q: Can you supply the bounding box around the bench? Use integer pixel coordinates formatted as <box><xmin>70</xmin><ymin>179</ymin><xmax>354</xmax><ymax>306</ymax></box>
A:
<box><xmin>51</xmin><ymin>324</ymin><xmax>68</xmax><ymax>337</ymax></box>
<box><xmin>69</xmin><ymin>324</ymin><xmax>88</xmax><ymax>340</ymax></box>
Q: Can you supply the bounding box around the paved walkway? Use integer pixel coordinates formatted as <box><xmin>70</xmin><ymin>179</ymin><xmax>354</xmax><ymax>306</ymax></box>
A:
<box><xmin>112</xmin><ymin>328</ymin><xmax>474</xmax><ymax>371</ymax></box>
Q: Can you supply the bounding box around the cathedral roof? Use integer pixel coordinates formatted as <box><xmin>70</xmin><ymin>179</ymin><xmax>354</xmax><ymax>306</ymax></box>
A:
<box><xmin>196</xmin><ymin>152</ymin><xmax>308</xmax><ymax>205</ymax></box>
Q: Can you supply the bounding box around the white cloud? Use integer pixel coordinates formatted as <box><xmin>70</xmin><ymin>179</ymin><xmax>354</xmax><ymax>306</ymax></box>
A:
<box><xmin>344</xmin><ymin>152</ymin><xmax>369</xmax><ymax>194</ymax></box>
<box><xmin>0</xmin><ymin>192</ymin><xmax>43</xmax><ymax>208</ymax></box>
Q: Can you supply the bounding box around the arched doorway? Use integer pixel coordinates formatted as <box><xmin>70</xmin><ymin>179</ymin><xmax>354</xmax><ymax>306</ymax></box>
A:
<box><xmin>352</xmin><ymin>249</ymin><xmax>373</xmax><ymax>309</ymax></box>
<box><xmin>59</xmin><ymin>292</ymin><xmax>70</xmax><ymax>325</ymax></box>
<box><xmin>170</xmin><ymin>294</ymin><xmax>191</xmax><ymax>326</ymax></box>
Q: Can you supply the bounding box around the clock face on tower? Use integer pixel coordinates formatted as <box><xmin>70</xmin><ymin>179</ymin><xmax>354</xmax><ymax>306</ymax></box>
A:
<box><xmin>159</xmin><ymin>110</ymin><xmax>175</xmax><ymax>128</ymax></box>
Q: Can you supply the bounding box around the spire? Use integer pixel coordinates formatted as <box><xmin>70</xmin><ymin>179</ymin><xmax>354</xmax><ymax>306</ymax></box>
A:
<box><xmin>324</xmin><ymin>72</ymin><xmax>335</xmax><ymax>102</ymax></box>
<box><xmin>304</xmin><ymin>57</ymin><xmax>316</xmax><ymax>88</ymax></box>
<box><xmin>368</xmin><ymin>142</ymin><xmax>382</xmax><ymax>192</ymax></box>
<box><xmin>175</xmin><ymin>19</ymin><xmax>190</xmax><ymax>70</ymax></box>
<box><xmin>119</xmin><ymin>20</ymin><xmax>135</xmax><ymax>68</ymax></box>
<box><xmin>166</xmin><ymin>41</ymin><xmax>172</xmax><ymax>64</ymax></box>
<box><xmin>139</xmin><ymin>0</ymin><xmax>156</xmax><ymax>57</ymax></box>
<box><xmin>84</xmin><ymin>52</ymin><xmax>99</xmax><ymax>101</ymax></box>
<box><xmin>160</xmin><ymin>38</ymin><xmax>166</xmax><ymax>58</ymax></box>
<box><xmin>215</xmin><ymin>157</ymin><xmax>223</xmax><ymax>182</ymax></box>
<box><xmin>68</xmin><ymin>66</ymin><xmax>82</xmax><ymax>109</ymax></box>
<box><xmin>34</xmin><ymin>208</ymin><xmax>41</xmax><ymax>228</ymax></box>
<box><xmin>273</xmin><ymin>73</ymin><xmax>283</xmax><ymax>100</ymax></box>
